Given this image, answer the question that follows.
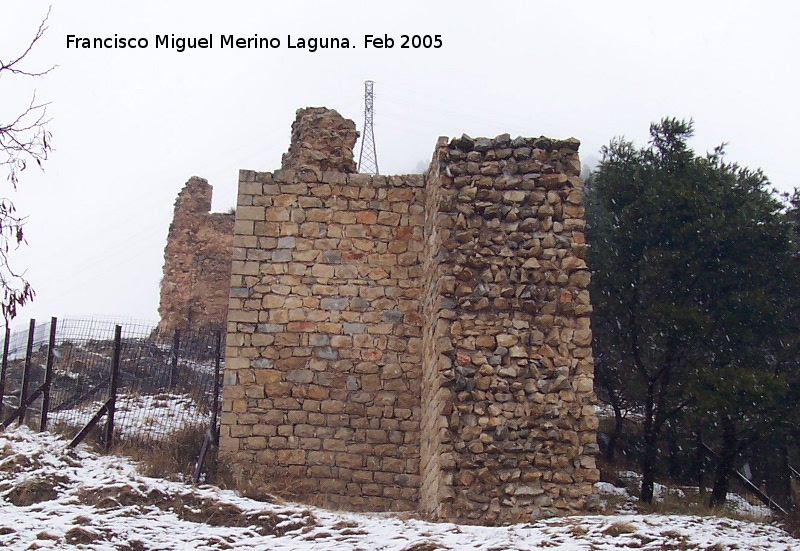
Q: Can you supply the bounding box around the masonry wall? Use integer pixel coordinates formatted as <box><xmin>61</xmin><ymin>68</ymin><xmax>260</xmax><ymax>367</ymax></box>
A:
<box><xmin>418</xmin><ymin>134</ymin><xmax>599</xmax><ymax>523</ymax></box>
<box><xmin>158</xmin><ymin>177</ymin><xmax>234</xmax><ymax>333</ymax></box>
<box><xmin>220</xmin><ymin>169</ymin><xmax>426</xmax><ymax>510</ymax></box>
<box><xmin>220</xmin><ymin>107</ymin><xmax>598</xmax><ymax>524</ymax></box>
<box><xmin>419</xmin><ymin>137</ymin><xmax>449</xmax><ymax>516</ymax></box>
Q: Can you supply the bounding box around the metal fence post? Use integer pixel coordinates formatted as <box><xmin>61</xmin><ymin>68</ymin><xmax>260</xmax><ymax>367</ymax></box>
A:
<box><xmin>211</xmin><ymin>330</ymin><xmax>221</xmax><ymax>444</ymax></box>
<box><xmin>169</xmin><ymin>328</ymin><xmax>180</xmax><ymax>388</ymax></box>
<box><xmin>192</xmin><ymin>330</ymin><xmax>223</xmax><ymax>484</ymax></box>
<box><xmin>17</xmin><ymin>319</ymin><xmax>36</xmax><ymax>425</ymax></box>
<box><xmin>0</xmin><ymin>324</ymin><xmax>10</xmax><ymax>415</ymax></box>
<box><xmin>39</xmin><ymin>317</ymin><xmax>58</xmax><ymax>432</ymax></box>
<box><xmin>104</xmin><ymin>325</ymin><xmax>122</xmax><ymax>452</ymax></box>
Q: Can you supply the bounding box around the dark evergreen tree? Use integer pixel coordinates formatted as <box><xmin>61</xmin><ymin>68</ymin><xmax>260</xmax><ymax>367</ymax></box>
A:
<box><xmin>586</xmin><ymin>118</ymin><xmax>798</xmax><ymax>505</ymax></box>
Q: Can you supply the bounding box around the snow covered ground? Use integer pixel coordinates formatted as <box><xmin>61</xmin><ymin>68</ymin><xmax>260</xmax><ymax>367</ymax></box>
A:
<box><xmin>1</xmin><ymin>426</ymin><xmax>798</xmax><ymax>550</ymax></box>
<box><xmin>594</xmin><ymin>472</ymin><xmax>774</xmax><ymax>519</ymax></box>
<box><xmin>50</xmin><ymin>392</ymin><xmax>211</xmax><ymax>441</ymax></box>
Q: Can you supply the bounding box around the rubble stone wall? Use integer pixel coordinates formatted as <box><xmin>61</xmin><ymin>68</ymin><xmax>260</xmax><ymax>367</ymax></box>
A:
<box><xmin>418</xmin><ymin>134</ymin><xmax>599</xmax><ymax>523</ymax></box>
<box><xmin>219</xmin><ymin>107</ymin><xmax>598</xmax><ymax>524</ymax></box>
<box><xmin>158</xmin><ymin>177</ymin><xmax>234</xmax><ymax>333</ymax></box>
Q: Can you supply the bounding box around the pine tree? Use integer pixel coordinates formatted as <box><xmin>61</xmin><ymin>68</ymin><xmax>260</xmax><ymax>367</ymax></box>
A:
<box><xmin>587</xmin><ymin>118</ymin><xmax>798</xmax><ymax>505</ymax></box>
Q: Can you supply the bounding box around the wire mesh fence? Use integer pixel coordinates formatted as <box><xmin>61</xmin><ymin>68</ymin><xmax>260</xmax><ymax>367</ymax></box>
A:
<box><xmin>0</xmin><ymin>317</ymin><xmax>222</xmax><ymax>454</ymax></box>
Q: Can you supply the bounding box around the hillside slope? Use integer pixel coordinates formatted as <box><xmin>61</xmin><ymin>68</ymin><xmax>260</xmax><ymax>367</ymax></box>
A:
<box><xmin>0</xmin><ymin>427</ymin><xmax>797</xmax><ymax>550</ymax></box>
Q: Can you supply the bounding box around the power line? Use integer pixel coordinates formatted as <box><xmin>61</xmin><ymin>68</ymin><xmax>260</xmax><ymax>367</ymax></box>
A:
<box><xmin>357</xmin><ymin>80</ymin><xmax>379</xmax><ymax>175</ymax></box>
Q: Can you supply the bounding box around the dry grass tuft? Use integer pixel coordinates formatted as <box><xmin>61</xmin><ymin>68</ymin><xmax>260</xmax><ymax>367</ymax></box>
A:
<box><xmin>65</xmin><ymin>526</ymin><xmax>102</xmax><ymax>545</ymax></box>
<box><xmin>568</xmin><ymin>524</ymin><xmax>589</xmax><ymax>537</ymax></box>
<box><xmin>4</xmin><ymin>476</ymin><xmax>66</xmax><ymax>506</ymax></box>
<box><xmin>110</xmin><ymin>424</ymin><xmax>207</xmax><ymax>479</ymax></box>
<box><xmin>72</xmin><ymin>515</ymin><xmax>93</xmax><ymax>526</ymax></box>
<box><xmin>635</xmin><ymin>488</ymin><xmax>710</xmax><ymax>517</ymax></box>
<box><xmin>116</xmin><ymin>540</ymin><xmax>147</xmax><ymax>551</ymax></box>
<box><xmin>208</xmin><ymin>457</ymin><xmax>283</xmax><ymax>502</ymax></box>
<box><xmin>331</xmin><ymin>520</ymin><xmax>360</xmax><ymax>530</ymax></box>
<box><xmin>74</xmin><ymin>482</ymin><xmax>316</xmax><ymax>536</ymax></box>
<box><xmin>598</xmin><ymin>459</ymin><xmax>775</xmax><ymax>524</ymax></box>
<box><xmin>0</xmin><ymin>442</ymin><xmax>13</xmax><ymax>460</ymax></box>
<box><xmin>401</xmin><ymin>542</ymin><xmax>448</xmax><ymax>551</ymax></box>
<box><xmin>208</xmin><ymin>459</ymin><xmax>325</xmax><ymax>506</ymax></box>
<box><xmin>35</xmin><ymin>531</ymin><xmax>59</xmax><ymax>541</ymax></box>
<box><xmin>780</xmin><ymin>509</ymin><xmax>800</xmax><ymax>538</ymax></box>
<box><xmin>602</xmin><ymin>521</ymin><xmax>638</xmax><ymax>537</ymax></box>
<box><xmin>56</xmin><ymin>421</ymin><xmax>326</xmax><ymax>514</ymax></box>
<box><xmin>50</xmin><ymin>421</ymin><xmax>210</xmax><ymax>483</ymax></box>
<box><xmin>0</xmin><ymin>451</ymin><xmax>33</xmax><ymax>473</ymax></box>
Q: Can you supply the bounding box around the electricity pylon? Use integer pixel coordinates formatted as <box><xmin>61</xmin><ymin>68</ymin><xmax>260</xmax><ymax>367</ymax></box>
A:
<box><xmin>357</xmin><ymin>80</ymin><xmax>379</xmax><ymax>175</ymax></box>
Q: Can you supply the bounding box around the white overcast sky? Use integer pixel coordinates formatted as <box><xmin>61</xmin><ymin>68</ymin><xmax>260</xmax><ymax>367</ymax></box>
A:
<box><xmin>1</xmin><ymin>0</ymin><xmax>798</xmax><ymax>330</ymax></box>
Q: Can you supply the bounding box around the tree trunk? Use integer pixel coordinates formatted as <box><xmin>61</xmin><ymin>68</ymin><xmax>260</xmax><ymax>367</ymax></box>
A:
<box><xmin>640</xmin><ymin>382</ymin><xmax>656</xmax><ymax>503</ymax></box>
<box><xmin>709</xmin><ymin>416</ymin><xmax>737</xmax><ymax>507</ymax></box>
<box><xmin>605</xmin><ymin>397</ymin><xmax>624</xmax><ymax>462</ymax></box>
<box><xmin>696</xmin><ymin>426</ymin><xmax>705</xmax><ymax>495</ymax></box>
<box><xmin>668</xmin><ymin>428</ymin><xmax>680</xmax><ymax>479</ymax></box>
<box><xmin>641</xmin><ymin>445</ymin><xmax>657</xmax><ymax>503</ymax></box>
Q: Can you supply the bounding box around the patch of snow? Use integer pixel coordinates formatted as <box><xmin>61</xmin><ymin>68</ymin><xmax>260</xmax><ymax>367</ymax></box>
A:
<box><xmin>613</xmin><ymin>470</ymin><xmax>686</xmax><ymax>499</ymax></box>
<box><xmin>49</xmin><ymin>392</ymin><xmax>210</xmax><ymax>441</ymax></box>
<box><xmin>595</xmin><ymin>481</ymin><xmax>630</xmax><ymax>497</ymax></box>
<box><xmin>594</xmin><ymin>402</ymin><xmax>643</xmax><ymax>421</ymax></box>
<box><xmin>0</xmin><ymin>427</ymin><xmax>798</xmax><ymax>550</ymax></box>
<box><xmin>726</xmin><ymin>492</ymin><xmax>773</xmax><ymax>520</ymax></box>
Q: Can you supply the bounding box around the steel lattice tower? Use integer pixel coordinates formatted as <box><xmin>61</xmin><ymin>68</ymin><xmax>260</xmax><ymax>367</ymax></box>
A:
<box><xmin>357</xmin><ymin>80</ymin><xmax>379</xmax><ymax>175</ymax></box>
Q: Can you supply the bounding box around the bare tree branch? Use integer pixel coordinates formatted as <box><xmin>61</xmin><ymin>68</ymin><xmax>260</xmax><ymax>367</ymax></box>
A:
<box><xmin>0</xmin><ymin>93</ymin><xmax>52</xmax><ymax>188</ymax></box>
<box><xmin>0</xmin><ymin>6</ymin><xmax>54</xmax><ymax>79</ymax></box>
<box><xmin>0</xmin><ymin>6</ymin><xmax>53</xmax><ymax>320</ymax></box>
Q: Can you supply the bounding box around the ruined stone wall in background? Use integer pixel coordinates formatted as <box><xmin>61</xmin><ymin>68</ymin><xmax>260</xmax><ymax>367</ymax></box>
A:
<box><xmin>218</xmin><ymin>107</ymin><xmax>598</xmax><ymax>524</ymax></box>
<box><xmin>158</xmin><ymin>177</ymin><xmax>234</xmax><ymax>334</ymax></box>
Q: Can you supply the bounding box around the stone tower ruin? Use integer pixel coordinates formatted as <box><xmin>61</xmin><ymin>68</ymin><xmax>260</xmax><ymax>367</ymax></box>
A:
<box><xmin>218</xmin><ymin>107</ymin><xmax>599</xmax><ymax>524</ymax></box>
<box><xmin>158</xmin><ymin>176</ymin><xmax>234</xmax><ymax>334</ymax></box>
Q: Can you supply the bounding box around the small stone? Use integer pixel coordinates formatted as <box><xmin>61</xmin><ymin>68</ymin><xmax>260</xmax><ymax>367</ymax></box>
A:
<box><xmin>498</xmin><ymin>366</ymin><xmax>518</xmax><ymax>378</ymax></box>
<box><xmin>456</xmin><ymin>134</ymin><xmax>475</xmax><ymax>150</ymax></box>
<box><xmin>576</xmin><ymin>378</ymin><xmax>594</xmax><ymax>393</ymax></box>
<box><xmin>504</xmin><ymin>190</ymin><xmax>527</xmax><ymax>203</ymax></box>
<box><xmin>514</xmin><ymin>485</ymin><xmax>543</xmax><ymax>496</ymax></box>
<box><xmin>522</xmin><ymin>258</ymin><xmax>540</xmax><ymax>269</ymax></box>
<box><xmin>320</xmin><ymin>297</ymin><xmax>349</xmax><ymax>310</ymax></box>
<box><xmin>496</xmin><ymin>334</ymin><xmax>518</xmax><ymax>347</ymax></box>
<box><xmin>315</xmin><ymin>347</ymin><xmax>338</xmax><ymax>360</ymax></box>
<box><xmin>573</xmin><ymin>329</ymin><xmax>592</xmax><ymax>347</ymax></box>
<box><xmin>276</xmin><ymin>236</ymin><xmax>296</xmax><ymax>248</ymax></box>
<box><xmin>474</xmin><ymin>138</ymin><xmax>493</xmax><ymax>152</ymax></box>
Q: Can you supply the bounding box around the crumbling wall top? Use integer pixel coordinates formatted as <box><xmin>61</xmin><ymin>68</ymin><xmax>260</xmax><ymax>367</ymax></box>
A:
<box><xmin>159</xmin><ymin>176</ymin><xmax>234</xmax><ymax>334</ymax></box>
<box><xmin>280</xmin><ymin>107</ymin><xmax>359</xmax><ymax>174</ymax></box>
<box><xmin>173</xmin><ymin>176</ymin><xmax>213</xmax><ymax>218</ymax></box>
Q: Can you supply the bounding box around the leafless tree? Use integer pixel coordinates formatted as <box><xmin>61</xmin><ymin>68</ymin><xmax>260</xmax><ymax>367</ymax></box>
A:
<box><xmin>0</xmin><ymin>7</ymin><xmax>54</xmax><ymax>320</ymax></box>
